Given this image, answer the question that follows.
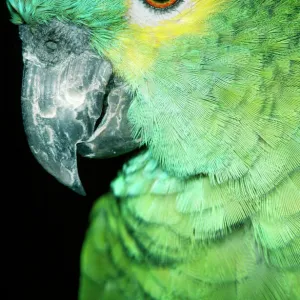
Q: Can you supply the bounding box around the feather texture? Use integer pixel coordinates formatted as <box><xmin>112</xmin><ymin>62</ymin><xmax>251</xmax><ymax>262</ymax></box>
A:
<box><xmin>7</xmin><ymin>0</ymin><xmax>300</xmax><ymax>298</ymax></box>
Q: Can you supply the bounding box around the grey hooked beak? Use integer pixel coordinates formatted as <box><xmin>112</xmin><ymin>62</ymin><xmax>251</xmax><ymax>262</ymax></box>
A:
<box><xmin>20</xmin><ymin>21</ymin><xmax>139</xmax><ymax>195</ymax></box>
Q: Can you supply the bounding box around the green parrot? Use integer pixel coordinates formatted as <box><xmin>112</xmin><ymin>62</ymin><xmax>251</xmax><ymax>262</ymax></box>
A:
<box><xmin>7</xmin><ymin>0</ymin><xmax>300</xmax><ymax>299</ymax></box>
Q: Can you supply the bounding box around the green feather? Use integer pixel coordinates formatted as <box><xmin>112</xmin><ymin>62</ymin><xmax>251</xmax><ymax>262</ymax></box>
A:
<box><xmin>7</xmin><ymin>0</ymin><xmax>300</xmax><ymax>298</ymax></box>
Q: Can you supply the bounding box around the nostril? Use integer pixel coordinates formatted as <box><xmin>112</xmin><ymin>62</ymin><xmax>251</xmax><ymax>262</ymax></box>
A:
<box><xmin>45</xmin><ymin>40</ymin><xmax>58</xmax><ymax>52</ymax></box>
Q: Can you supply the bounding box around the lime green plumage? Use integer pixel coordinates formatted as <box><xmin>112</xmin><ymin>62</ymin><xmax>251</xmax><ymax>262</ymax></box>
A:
<box><xmin>80</xmin><ymin>150</ymin><xmax>299</xmax><ymax>299</ymax></box>
<box><xmin>7</xmin><ymin>0</ymin><xmax>300</xmax><ymax>298</ymax></box>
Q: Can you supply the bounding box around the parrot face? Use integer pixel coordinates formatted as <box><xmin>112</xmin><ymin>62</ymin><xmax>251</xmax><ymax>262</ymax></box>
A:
<box><xmin>7</xmin><ymin>0</ymin><xmax>141</xmax><ymax>194</ymax></box>
<box><xmin>6</xmin><ymin>0</ymin><xmax>300</xmax><ymax>198</ymax></box>
<box><xmin>7</xmin><ymin>0</ymin><xmax>233</xmax><ymax>193</ymax></box>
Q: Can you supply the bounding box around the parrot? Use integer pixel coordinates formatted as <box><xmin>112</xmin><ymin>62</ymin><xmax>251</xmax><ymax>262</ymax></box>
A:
<box><xmin>6</xmin><ymin>0</ymin><xmax>300</xmax><ymax>299</ymax></box>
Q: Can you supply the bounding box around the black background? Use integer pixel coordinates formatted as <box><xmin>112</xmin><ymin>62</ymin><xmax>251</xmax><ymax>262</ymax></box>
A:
<box><xmin>2</xmin><ymin>3</ymin><xmax>129</xmax><ymax>299</ymax></box>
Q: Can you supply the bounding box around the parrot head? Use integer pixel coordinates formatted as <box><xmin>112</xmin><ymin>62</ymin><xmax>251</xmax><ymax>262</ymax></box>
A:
<box><xmin>6</xmin><ymin>0</ymin><xmax>225</xmax><ymax>194</ymax></box>
<box><xmin>7</xmin><ymin>0</ymin><xmax>300</xmax><ymax>196</ymax></box>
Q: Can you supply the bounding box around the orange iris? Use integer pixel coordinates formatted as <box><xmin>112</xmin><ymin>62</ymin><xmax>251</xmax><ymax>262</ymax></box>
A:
<box><xmin>144</xmin><ymin>0</ymin><xmax>178</xmax><ymax>9</ymax></box>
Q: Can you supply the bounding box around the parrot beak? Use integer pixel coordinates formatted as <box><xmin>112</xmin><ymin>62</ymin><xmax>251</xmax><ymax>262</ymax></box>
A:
<box><xmin>20</xmin><ymin>22</ymin><xmax>139</xmax><ymax>195</ymax></box>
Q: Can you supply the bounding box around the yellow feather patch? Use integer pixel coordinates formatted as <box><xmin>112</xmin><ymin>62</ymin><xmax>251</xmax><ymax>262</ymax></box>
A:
<box><xmin>105</xmin><ymin>0</ymin><xmax>229</xmax><ymax>83</ymax></box>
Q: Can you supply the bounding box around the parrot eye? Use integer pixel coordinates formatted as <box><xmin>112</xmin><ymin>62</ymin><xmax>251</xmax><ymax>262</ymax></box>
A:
<box><xmin>129</xmin><ymin>0</ymin><xmax>191</xmax><ymax>26</ymax></box>
<box><xmin>143</xmin><ymin>0</ymin><xmax>179</xmax><ymax>9</ymax></box>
